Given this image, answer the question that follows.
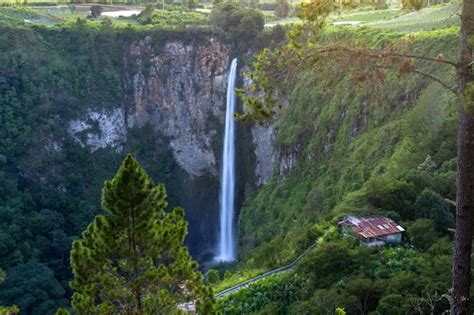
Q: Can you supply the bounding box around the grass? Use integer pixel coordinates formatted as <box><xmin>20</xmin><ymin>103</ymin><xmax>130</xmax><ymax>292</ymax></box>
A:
<box><xmin>368</xmin><ymin>3</ymin><xmax>460</xmax><ymax>31</ymax></box>
<box><xmin>330</xmin><ymin>8</ymin><xmax>404</xmax><ymax>23</ymax></box>
<box><xmin>0</xmin><ymin>5</ymin><xmax>63</xmax><ymax>24</ymax></box>
<box><xmin>0</xmin><ymin>5</ymin><xmax>209</xmax><ymax>27</ymax></box>
<box><xmin>267</xmin><ymin>2</ymin><xmax>460</xmax><ymax>31</ymax></box>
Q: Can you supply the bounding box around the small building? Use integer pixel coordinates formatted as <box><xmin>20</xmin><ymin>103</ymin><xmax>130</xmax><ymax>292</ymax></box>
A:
<box><xmin>338</xmin><ymin>216</ymin><xmax>405</xmax><ymax>247</ymax></box>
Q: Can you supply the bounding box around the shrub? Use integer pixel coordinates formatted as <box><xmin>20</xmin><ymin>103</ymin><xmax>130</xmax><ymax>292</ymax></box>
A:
<box><xmin>413</xmin><ymin>188</ymin><xmax>454</xmax><ymax>234</ymax></box>
<box><xmin>408</xmin><ymin>219</ymin><xmax>438</xmax><ymax>250</ymax></box>
<box><xmin>205</xmin><ymin>269</ymin><xmax>220</xmax><ymax>284</ymax></box>
<box><xmin>209</xmin><ymin>4</ymin><xmax>264</xmax><ymax>50</ymax></box>
<box><xmin>297</xmin><ymin>242</ymin><xmax>353</xmax><ymax>289</ymax></box>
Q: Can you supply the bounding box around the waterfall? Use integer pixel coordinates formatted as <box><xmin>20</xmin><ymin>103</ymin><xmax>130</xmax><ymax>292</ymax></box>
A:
<box><xmin>216</xmin><ymin>58</ymin><xmax>238</xmax><ymax>262</ymax></box>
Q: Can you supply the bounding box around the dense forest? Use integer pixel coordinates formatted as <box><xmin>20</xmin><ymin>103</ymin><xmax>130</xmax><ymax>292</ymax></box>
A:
<box><xmin>0</xmin><ymin>0</ymin><xmax>472</xmax><ymax>314</ymax></box>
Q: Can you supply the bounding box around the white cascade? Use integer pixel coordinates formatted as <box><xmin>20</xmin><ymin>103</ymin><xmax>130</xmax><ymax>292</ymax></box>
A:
<box><xmin>216</xmin><ymin>58</ymin><xmax>238</xmax><ymax>262</ymax></box>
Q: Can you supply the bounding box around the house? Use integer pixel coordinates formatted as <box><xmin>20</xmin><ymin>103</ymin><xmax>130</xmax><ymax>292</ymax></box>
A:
<box><xmin>338</xmin><ymin>215</ymin><xmax>405</xmax><ymax>247</ymax></box>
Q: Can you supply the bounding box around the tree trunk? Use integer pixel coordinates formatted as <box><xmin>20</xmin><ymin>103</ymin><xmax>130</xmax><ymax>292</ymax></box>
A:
<box><xmin>451</xmin><ymin>1</ymin><xmax>474</xmax><ymax>314</ymax></box>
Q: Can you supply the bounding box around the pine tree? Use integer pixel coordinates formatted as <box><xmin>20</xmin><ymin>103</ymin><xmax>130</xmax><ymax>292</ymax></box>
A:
<box><xmin>70</xmin><ymin>154</ymin><xmax>215</xmax><ymax>314</ymax></box>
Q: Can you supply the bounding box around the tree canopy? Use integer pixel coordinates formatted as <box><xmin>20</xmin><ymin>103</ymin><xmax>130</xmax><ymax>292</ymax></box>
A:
<box><xmin>209</xmin><ymin>3</ymin><xmax>264</xmax><ymax>50</ymax></box>
<box><xmin>70</xmin><ymin>154</ymin><xmax>215</xmax><ymax>314</ymax></box>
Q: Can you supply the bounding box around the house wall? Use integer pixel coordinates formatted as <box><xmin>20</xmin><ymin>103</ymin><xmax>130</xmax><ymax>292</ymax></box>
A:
<box><xmin>361</xmin><ymin>233</ymin><xmax>402</xmax><ymax>247</ymax></box>
<box><xmin>385</xmin><ymin>233</ymin><xmax>402</xmax><ymax>242</ymax></box>
<box><xmin>364</xmin><ymin>240</ymin><xmax>386</xmax><ymax>247</ymax></box>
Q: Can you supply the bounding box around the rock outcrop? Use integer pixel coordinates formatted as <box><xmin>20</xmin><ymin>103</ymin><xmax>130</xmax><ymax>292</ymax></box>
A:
<box><xmin>124</xmin><ymin>37</ymin><xmax>231</xmax><ymax>178</ymax></box>
<box><xmin>64</xmin><ymin>36</ymin><xmax>233</xmax><ymax>256</ymax></box>
<box><xmin>251</xmin><ymin>125</ymin><xmax>276</xmax><ymax>186</ymax></box>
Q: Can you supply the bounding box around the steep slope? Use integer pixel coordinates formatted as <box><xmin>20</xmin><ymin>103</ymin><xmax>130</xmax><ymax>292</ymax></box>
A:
<box><xmin>238</xmin><ymin>26</ymin><xmax>458</xmax><ymax>267</ymax></box>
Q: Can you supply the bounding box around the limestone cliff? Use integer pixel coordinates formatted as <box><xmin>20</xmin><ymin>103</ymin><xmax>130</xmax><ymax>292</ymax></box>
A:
<box><xmin>64</xmin><ymin>35</ymin><xmax>235</xmax><ymax>256</ymax></box>
<box><xmin>68</xmin><ymin>36</ymin><xmax>230</xmax><ymax>177</ymax></box>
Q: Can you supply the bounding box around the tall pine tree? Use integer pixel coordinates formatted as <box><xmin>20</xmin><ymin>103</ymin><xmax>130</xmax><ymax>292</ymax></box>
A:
<box><xmin>70</xmin><ymin>154</ymin><xmax>215</xmax><ymax>314</ymax></box>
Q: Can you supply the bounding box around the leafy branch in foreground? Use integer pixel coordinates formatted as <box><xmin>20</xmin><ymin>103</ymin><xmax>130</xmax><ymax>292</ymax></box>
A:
<box><xmin>237</xmin><ymin>28</ymin><xmax>457</xmax><ymax>122</ymax></box>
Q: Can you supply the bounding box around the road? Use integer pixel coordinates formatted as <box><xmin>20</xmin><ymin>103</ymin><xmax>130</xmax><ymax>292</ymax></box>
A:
<box><xmin>215</xmin><ymin>243</ymin><xmax>317</xmax><ymax>299</ymax></box>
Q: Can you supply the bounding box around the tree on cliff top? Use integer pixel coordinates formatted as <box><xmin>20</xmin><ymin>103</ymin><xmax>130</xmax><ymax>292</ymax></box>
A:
<box><xmin>239</xmin><ymin>0</ymin><xmax>474</xmax><ymax>313</ymax></box>
<box><xmin>209</xmin><ymin>4</ymin><xmax>264</xmax><ymax>48</ymax></box>
<box><xmin>70</xmin><ymin>154</ymin><xmax>215</xmax><ymax>314</ymax></box>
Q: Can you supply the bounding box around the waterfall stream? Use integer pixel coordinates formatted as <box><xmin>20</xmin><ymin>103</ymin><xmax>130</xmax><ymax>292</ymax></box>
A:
<box><xmin>216</xmin><ymin>58</ymin><xmax>238</xmax><ymax>262</ymax></box>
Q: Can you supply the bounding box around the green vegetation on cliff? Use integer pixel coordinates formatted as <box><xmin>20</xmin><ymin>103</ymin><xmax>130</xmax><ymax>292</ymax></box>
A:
<box><xmin>239</xmin><ymin>26</ymin><xmax>457</xmax><ymax>266</ymax></box>
<box><xmin>227</xmin><ymin>22</ymin><xmax>459</xmax><ymax>314</ymax></box>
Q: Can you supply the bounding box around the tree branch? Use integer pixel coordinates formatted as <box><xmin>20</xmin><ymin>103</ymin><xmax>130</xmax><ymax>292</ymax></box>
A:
<box><xmin>412</xmin><ymin>69</ymin><xmax>458</xmax><ymax>94</ymax></box>
<box><xmin>375</xmin><ymin>64</ymin><xmax>457</xmax><ymax>95</ymax></box>
<box><xmin>315</xmin><ymin>45</ymin><xmax>459</xmax><ymax>67</ymax></box>
<box><xmin>371</xmin><ymin>51</ymin><xmax>459</xmax><ymax>67</ymax></box>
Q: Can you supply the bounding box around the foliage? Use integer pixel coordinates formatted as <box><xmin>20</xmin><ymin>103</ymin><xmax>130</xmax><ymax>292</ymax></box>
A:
<box><xmin>70</xmin><ymin>154</ymin><xmax>215</xmax><ymax>314</ymax></box>
<box><xmin>297</xmin><ymin>242</ymin><xmax>354</xmax><ymax>289</ymax></box>
<box><xmin>186</xmin><ymin>0</ymin><xmax>197</xmax><ymax>10</ymax></box>
<box><xmin>403</xmin><ymin>0</ymin><xmax>424</xmax><ymax>10</ymax></box>
<box><xmin>275</xmin><ymin>0</ymin><xmax>290</xmax><ymax>18</ymax></box>
<box><xmin>205</xmin><ymin>269</ymin><xmax>220</xmax><ymax>285</ymax></box>
<box><xmin>0</xmin><ymin>21</ymin><xmax>125</xmax><ymax>311</ymax></box>
<box><xmin>211</xmin><ymin>268</ymin><xmax>265</xmax><ymax>293</ymax></box>
<box><xmin>238</xmin><ymin>22</ymin><xmax>458</xmax><ymax>266</ymax></box>
<box><xmin>54</xmin><ymin>308</ymin><xmax>70</xmax><ymax>315</ymax></box>
<box><xmin>0</xmin><ymin>19</ymin><xmax>228</xmax><ymax>311</ymax></box>
<box><xmin>0</xmin><ymin>306</ymin><xmax>19</xmax><ymax>315</ymax></box>
<box><xmin>0</xmin><ymin>269</ymin><xmax>18</xmax><ymax>315</ymax></box>
<box><xmin>209</xmin><ymin>3</ymin><xmax>264</xmax><ymax>51</ymax></box>
<box><xmin>223</xmin><ymin>238</ymin><xmax>453</xmax><ymax>314</ymax></box>
<box><xmin>407</xmin><ymin>219</ymin><xmax>438</xmax><ymax>251</ymax></box>
<box><xmin>413</xmin><ymin>188</ymin><xmax>454</xmax><ymax>234</ymax></box>
<box><xmin>218</xmin><ymin>274</ymin><xmax>305</xmax><ymax>314</ymax></box>
<box><xmin>232</xmin><ymin>11</ymin><xmax>459</xmax><ymax>312</ymax></box>
<box><xmin>0</xmin><ymin>262</ymin><xmax>67</xmax><ymax>314</ymax></box>
<box><xmin>136</xmin><ymin>6</ymin><xmax>207</xmax><ymax>28</ymax></box>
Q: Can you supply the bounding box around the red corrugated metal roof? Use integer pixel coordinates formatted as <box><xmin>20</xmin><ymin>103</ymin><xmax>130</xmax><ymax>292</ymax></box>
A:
<box><xmin>338</xmin><ymin>216</ymin><xmax>404</xmax><ymax>239</ymax></box>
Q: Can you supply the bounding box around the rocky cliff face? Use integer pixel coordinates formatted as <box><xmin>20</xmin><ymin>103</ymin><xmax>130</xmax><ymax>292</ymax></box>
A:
<box><xmin>69</xmin><ymin>36</ymin><xmax>230</xmax><ymax>177</ymax></box>
<box><xmin>64</xmin><ymin>35</ymin><xmax>279</xmax><ymax>258</ymax></box>
<box><xmin>65</xmin><ymin>35</ymin><xmax>231</xmax><ymax>257</ymax></box>
<box><xmin>125</xmin><ymin>37</ymin><xmax>232</xmax><ymax>178</ymax></box>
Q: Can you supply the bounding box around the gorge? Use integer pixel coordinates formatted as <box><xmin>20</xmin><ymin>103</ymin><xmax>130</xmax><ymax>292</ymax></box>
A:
<box><xmin>0</xmin><ymin>23</ymin><xmax>266</xmax><ymax>309</ymax></box>
<box><xmin>0</xmin><ymin>4</ymin><xmax>464</xmax><ymax>313</ymax></box>
<box><xmin>0</xmin><ymin>22</ymin><xmax>277</xmax><ymax>264</ymax></box>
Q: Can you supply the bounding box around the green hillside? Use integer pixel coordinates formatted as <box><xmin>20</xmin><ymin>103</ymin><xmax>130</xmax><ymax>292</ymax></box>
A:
<box><xmin>239</xmin><ymin>25</ymin><xmax>457</xmax><ymax>265</ymax></box>
<box><xmin>217</xmin><ymin>19</ymin><xmax>460</xmax><ymax>315</ymax></box>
